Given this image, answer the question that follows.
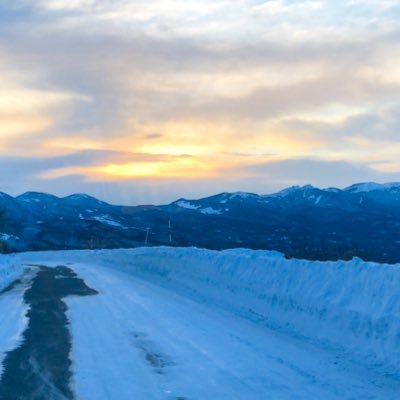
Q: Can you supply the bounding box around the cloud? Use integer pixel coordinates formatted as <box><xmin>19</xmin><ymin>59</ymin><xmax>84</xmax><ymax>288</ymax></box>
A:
<box><xmin>36</xmin><ymin>0</ymin><xmax>96</xmax><ymax>11</ymax></box>
<box><xmin>1</xmin><ymin>154</ymin><xmax>399</xmax><ymax>205</ymax></box>
<box><xmin>253</xmin><ymin>0</ymin><xmax>323</xmax><ymax>16</ymax></box>
<box><xmin>0</xmin><ymin>1</ymin><xmax>400</xmax><ymax>202</ymax></box>
<box><xmin>279</xmin><ymin>105</ymin><xmax>400</xmax><ymax>151</ymax></box>
<box><xmin>143</xmin><ymin>133</ymin><xmax>163</xmax><ymax>139</ymax></box>
<box><xmin>0</xmin><ymin>54</ymin><xmax>91</xmax><ymax>147</ymax></box>
<box><xmin>242</xmin><ymin>159</ymin><xmax>400</xmax><ymax>188</ymax></box>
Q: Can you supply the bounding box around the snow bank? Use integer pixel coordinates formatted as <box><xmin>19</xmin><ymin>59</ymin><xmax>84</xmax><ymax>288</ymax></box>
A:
<box><xmin>0</xmin><ymin>254</ymin><xmax>23</xmax><ymax>291</ymax></box>
<box><xmin>18</xmin><ymin>247</ymin><xmax>400</xmax><ymax>377</ymax></box>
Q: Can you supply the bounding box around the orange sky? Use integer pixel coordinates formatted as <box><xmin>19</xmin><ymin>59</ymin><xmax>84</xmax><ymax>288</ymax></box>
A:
<box><xmin>0</xmin><ymin>1</ymin><xmax>400</xmax><ymax>203</ymax></box>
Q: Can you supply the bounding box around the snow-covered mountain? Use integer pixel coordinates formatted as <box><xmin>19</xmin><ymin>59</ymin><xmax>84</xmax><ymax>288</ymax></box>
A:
<box><xmin>171</xmin><ymin>182</ymin><xmax>400</xmax><ymax>214</ymax></box>
<box><xmin>345</xmin><ymin>182</ymin><xmax>400</xmax><ymax>193</ymax></box>
<box><xmin>1</xmin><ymin>182</ymin><xmax>400</xmax><ymax>263</ymax></box>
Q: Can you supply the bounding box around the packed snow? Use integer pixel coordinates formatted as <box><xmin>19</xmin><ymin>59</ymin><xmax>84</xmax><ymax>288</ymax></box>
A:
<box><xmin>91</xmin><ymin>215</ymin><xmax>124</xmax><ymax>228</ymax></box>
<box><xmin>0</xmin><ymin>254</ymin><xmax>24</xmax><ymax>291</ymax></box>
<box><xmin>0</xmin><ymin>248</ymin><xmax>400</xmax><ymax>398</ymax></box>
<box><xmin>175</xmin><ymin>200</ymin><xmax>200</xmax><ymax>210</ymax></box>
<box><xmin>200</xmin><ymin>207</ymin><xmax>222</xmax><ymax>215</ymax></box>
<box><xmin>176</xmin><ymin>200</ymin><xmax>223</xmax><ymax>215</ymax></box>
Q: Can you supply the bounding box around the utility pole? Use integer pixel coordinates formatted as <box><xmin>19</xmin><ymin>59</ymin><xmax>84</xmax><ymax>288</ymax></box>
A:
<box><xmin>168</xmin><ymin>217</ymin><xmax>172</xmax><ymax>245</ymax></box>
<box><xmin>145</xmin><ymin>227</ymin><xmax>150</xmax><ymax>246</ymax></box>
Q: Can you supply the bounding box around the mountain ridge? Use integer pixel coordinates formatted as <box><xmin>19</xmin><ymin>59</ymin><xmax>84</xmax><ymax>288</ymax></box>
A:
<box><xmin>6</xmin><ymin>181</ymin><xmax>400</xmax><ymax>207</ymax></box>
<box><xmin>1</xmin><ymin>182</ymin><xmax>400</xmax><ymax>264</ymax></box>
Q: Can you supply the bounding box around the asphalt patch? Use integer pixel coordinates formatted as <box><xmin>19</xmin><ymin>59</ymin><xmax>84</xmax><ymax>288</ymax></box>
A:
<box><xmin>0</xmin><ymin>265</ymin><xmax>98</xmax><ymax>400</ymax></box>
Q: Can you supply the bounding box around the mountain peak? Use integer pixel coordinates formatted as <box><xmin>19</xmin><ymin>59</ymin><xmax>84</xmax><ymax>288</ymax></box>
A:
<box><xmin>270</xmin><ymin>184</ymin><xmax>316</xmax><ymax>197</ymax></box>
<box><xmin>65</xmin><ymin>193</ymin><xmax>94</xmax><ymax>200</ymax></box>
<box><xmin>345</xmin><ymin>182</ymin><xmax>400</xmax><ymax>193</ymax></box>
<box><xmin>17</xmin><ymin>192</ymin><xmax>60</xmax><ymax>203</ymax></box>
<box><xmin>228</xmin><ymin>192</ymin><xmax>259</xmax><ymax>199</ymax></box>
<box><xmin>62</xmin><ymin>193</ymin><xmax>110</xmax><ymax>206</ymax></box>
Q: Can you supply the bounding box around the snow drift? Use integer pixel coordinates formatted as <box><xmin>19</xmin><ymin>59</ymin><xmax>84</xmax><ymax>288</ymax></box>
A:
<box><xmin>0</xmin><ymin>254</ymin><xmax>23</xmax><ymax>291</ymax></box>
<box><xmin>9</xmin><ymin>247</ymin><xmax>400</xmax><ymax>377</ymax></box>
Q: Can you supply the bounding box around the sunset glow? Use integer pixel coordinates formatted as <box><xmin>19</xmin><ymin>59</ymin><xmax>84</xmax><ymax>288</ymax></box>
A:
<box><xmin>95</xmin><ymin>158</ymin><xmax>217</xmax><ymax>179</ymax></box>
<box><xmin>1</xmin><ymin>1</ymin><xmax>400</xmax><ymax>203</ymax></box>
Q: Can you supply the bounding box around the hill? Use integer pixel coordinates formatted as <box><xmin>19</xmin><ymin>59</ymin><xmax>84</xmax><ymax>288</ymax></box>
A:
<box><xmin>1</xmin><ymin>182</ymin><xmax>400</xmax><ymax>263</ymax></box>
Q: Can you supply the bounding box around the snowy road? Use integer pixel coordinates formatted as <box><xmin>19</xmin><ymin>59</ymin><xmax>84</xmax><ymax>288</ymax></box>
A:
<box><xmin>65</xmin><ymin>262</ymin><xmax>399</xmax><ymax>400</ymax></box>
<box><xmin>0</xmin><ymin>258</ymin><xmax>399</xmax><ymax>399</ymax></box>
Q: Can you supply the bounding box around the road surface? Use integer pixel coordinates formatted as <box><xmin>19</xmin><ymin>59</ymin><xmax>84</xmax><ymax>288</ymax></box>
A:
<box><xmin>0</xmin><ymin>261</ymin><xmax>399</xmax><ymax>399</ymax></box>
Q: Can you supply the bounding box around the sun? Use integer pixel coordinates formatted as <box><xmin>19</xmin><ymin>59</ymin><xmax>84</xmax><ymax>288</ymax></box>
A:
<box><xmin>94</xmin><ymin>156</ymin><xmax>217</xmax><ymax>180</ymax></box>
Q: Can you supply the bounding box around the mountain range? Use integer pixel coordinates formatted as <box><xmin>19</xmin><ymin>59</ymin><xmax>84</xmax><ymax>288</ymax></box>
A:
<box><xmin>1</xmin><ymin>182</ymin><xmax>400</xmax><ymax>263</ymax></box>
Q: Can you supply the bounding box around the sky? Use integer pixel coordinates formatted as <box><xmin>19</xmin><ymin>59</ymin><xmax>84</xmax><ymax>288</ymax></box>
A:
<box><xmin>1</xmin><ymin>0</ymin><xmax>400</xmax><ymax>205</ymax></box>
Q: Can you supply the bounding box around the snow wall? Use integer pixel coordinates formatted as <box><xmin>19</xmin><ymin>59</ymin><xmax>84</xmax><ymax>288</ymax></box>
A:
<box><xmin>12</xmin><ymin>247</ymin><xmax>400</xmax><ymax>377</ymax></box>
<box><xmin>0</xmin><ymin>254</ymin><xmax>23</xmax><ymax>291</ymax></box>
